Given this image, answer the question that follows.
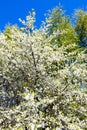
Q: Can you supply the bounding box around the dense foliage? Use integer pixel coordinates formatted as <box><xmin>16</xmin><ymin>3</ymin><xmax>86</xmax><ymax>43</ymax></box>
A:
<box><xmin>0</xmin><ymin>7</ymin><xmax>87</xmax><ymax>130</ymax></box>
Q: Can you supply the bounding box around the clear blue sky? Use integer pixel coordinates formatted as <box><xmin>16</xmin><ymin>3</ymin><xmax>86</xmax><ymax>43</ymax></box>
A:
<box><xmin>0</xmin><ymin>0</ymin><xmax>87</xmax><ymax>30</ymax></box>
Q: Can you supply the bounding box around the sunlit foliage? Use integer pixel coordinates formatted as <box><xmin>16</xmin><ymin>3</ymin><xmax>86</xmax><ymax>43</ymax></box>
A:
<box><xmin>0</xmin><ymin>7</ymin><xmax>87</xmax><ymax>130</ymax></box>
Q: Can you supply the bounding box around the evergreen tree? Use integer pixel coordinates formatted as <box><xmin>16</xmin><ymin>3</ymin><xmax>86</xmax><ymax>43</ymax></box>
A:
<box><xmin>75</xmin><ymin>10</ymin><xmax>87</xmax><ymax>47</ymax></box>
<box><xmin>46</xmin><ymin>6</ymin><xmax>78</xmax><ymax>47</ymax></box>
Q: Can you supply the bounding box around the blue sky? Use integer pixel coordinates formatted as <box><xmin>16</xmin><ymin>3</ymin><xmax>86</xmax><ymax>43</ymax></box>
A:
<box><xmin>0</xmin><ymin>0</ymin><xmax>87</xmax><ymax>31</ymax></box>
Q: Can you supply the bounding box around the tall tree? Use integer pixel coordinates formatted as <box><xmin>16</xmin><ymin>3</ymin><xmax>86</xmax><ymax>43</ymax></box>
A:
<box><xmin>75</xmin><ymin>10</ymin><xmax>87</xmax><ymax>47</ymax></box>
<box><xmin>46</xmin><ymin>6</ymin><xmax>77</xmax><ymax>47</ymax></box>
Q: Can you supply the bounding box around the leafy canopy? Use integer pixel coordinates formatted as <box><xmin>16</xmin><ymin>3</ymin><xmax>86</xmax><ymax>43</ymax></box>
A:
<box><xmin>0</xmin><ymin>7</ymin><xmax>87</xmax><ymax>130</ymax></box>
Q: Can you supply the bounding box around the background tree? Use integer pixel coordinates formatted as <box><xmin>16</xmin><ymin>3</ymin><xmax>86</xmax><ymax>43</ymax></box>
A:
<box><xmin>75</xmin><ymin>10</ymin><xmax>87</xmax><ymax>47</ymax></box>
<box><xmin>46</xmin><ymin>6</ymin><xmax>78</xmax><ymax>47</ymax></box>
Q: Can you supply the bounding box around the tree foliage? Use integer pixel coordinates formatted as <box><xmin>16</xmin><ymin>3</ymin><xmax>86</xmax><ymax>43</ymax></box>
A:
<box><xmin>46</xmin><ymin>6</ymin><xmax>78</xmax><ymax>47</ymax></box>
<box><xmin>75</xmin><ymin>10</ymin><xmax>87</xmax><ymax>47</ymax></box>
<box><xmin>0</xmin><ymin>7</ymin><xmax>87</xmax><ymax>130</ymax></box>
